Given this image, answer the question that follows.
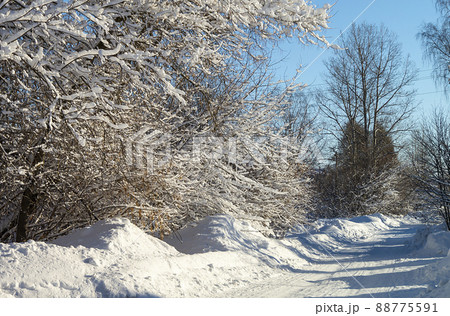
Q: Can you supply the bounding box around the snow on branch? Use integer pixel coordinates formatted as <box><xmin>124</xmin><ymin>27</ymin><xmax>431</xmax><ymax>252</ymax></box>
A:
<box><xmin>0</xmin><ymin>0</ymin><xmax>330</xmax><ymax>241</ymax></box>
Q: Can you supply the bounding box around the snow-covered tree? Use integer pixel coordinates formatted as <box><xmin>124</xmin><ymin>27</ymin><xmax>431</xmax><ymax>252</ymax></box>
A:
<box><xmin>0</xmin><ymin>0</ymin><xmax>331</xmax><ymax>241</ymax></box>
<box><xmin>314</xmin><ymin>23</ymin><xmax>416</xmax><ymax>217</ymax></box>
<box><xmin>411</xmin><ymin>110</ymin><xmax>450</xmax><ymax>230</ymax></box>
<box><xmin>314</xmin><ymin>120</ymin><xmax>407</xmax><ymax>216</ymax></box>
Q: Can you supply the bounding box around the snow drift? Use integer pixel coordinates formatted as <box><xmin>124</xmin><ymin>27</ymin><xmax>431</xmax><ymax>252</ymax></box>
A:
<box><xmin>0</xmin><ymin>216</ymin><xmax>305</xmax><ymax>297</ymax></box>
<box><xmin>165</xmin><ymin>215</ymin><xmax>309</xmax><ymax>269</ymax></box>
<box><xmin>411</xmin><ymin>227</ymin><xmax>450</xmax><ymax>298</ymax></box>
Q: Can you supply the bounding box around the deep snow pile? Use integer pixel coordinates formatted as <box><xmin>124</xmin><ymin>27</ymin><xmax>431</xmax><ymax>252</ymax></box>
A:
<box><xmin>309</xmin><ymin>213</ymin><xmax>403</xmax><ymax>243</ymax></box>
<box><xmin>0</xmin><ymin>213</ymin><xmax>449</xmax><ymax>298</ymax></box>
<box><xmin>0</xmin><ymin>218</ymin><xmax>177</xmax><ymax>297</ymax></box>
<box><xmin>0</xmin><ymin>215</ymin><xmax>308</xmax><ymax>298</ymax></box>
<box><xmin>410</xmin><ymin>224</ymin><xmax>450</xmax><ymax>257</ymax></box>
<box><xmin>288</xmin><ymin>213</ymin><xmax>404</xmax><ymax>256</ymax></box>
<box><xmin>411</xmin><ymin>225</ymin><xmax>450</xmax><ymax>298</ymax></box>
<box><xmin>165</xmin><ymin>215</ymin><xmax>310</xmax><ymax>269</ymax></box>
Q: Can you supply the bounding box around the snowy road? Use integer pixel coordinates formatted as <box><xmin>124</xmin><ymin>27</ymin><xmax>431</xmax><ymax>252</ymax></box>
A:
<box><xmin>219</xmin><ymin>220</ymin><xmax>445</xmax><ymax>298</ymax></box>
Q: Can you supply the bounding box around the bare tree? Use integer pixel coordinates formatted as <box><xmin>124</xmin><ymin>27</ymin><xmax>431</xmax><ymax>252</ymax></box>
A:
<box><xmin>418</xmin><ymin>0</ymin><xmax>450</xmax><ymax>92</ymax></box>
<box><xmin>318</xmin><ymin>23</ymin><xmax>416</xmax><ymax>160</ymax></box>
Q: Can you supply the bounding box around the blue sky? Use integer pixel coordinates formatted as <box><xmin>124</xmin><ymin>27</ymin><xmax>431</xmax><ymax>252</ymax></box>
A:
<box><xmin>273</xmin><ymin>0</ymin><xmax>447</xmax><ymax>121</ymax></box>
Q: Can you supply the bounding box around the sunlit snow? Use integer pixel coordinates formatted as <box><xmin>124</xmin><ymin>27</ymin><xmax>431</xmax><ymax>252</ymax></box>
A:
<box><xmin>0</xmin><ymin>214</ymin><xmax>449</xmax><ymax>298</ymax></box>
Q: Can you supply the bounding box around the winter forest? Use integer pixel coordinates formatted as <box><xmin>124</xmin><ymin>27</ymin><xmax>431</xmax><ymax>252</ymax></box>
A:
<box><xmin>0</xmin><ymin>0</ymin><xmax>450</xmax><ymax>299</ymax></box>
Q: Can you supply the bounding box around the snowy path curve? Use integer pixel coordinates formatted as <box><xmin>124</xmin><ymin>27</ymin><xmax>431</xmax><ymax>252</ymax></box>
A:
<box><xmin>218</xmin><ymin>220</ymin><xmax>444</xmax><ymax>298</ymax></box>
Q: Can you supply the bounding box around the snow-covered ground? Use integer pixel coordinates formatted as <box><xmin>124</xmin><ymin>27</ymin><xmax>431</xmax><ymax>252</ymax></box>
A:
<box><xmin>0</xmin><ymin>213</ymin><xmax>449</xmax><ymax>298</ymax></box>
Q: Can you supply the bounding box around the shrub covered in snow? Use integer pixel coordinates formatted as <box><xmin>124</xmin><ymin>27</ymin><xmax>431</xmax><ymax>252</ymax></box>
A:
<box><xmin>0</xmin><ymin>0</ymin><xmax>332</xmax><ymax>241</ymax></box>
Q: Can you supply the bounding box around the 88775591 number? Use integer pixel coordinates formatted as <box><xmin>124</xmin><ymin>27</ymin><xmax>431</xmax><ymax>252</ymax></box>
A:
<box><xmin>375</xmin><ymin>303</ymin><xmax>438</xmax><ymax>313</ymax></box>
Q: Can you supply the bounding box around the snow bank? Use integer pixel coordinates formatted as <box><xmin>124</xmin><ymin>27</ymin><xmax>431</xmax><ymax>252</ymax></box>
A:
<box><xmin>166</xmin><ymin>215</ymin><xmax>266</xmax><ymax>254</ymax></box>
<box><xmin>352</xmin><ymin>213</ymin><xmax>404</xmax><ymax>228</ymax></box>
<box><xmin>325</xmin><ymin>214</ymin><xmax>404</xmax><ymax>241</ymax></box>
<box><xmin>0</xmin><ymin>218</ymin><xmax>179</xmax><ymax>297</ymax></box>
<box><xmin>0</xmin><ymin>216</ymin><xmax>307</xmax><ymax>298</ymax></box>
<box><xmin>292</xmin><ymin>213</ymin><xmax>407</xmax><ymax>252</ymax></box>
<box><xmin>166</xmin><ymin>214</ymin><xmax>309</xmax><ymax>269</ymax></box>
<box><xmin>407</xmin><ymin>227</ymin><xmax>450</xmax><ymax>298</ymax></box>
<box><xmin>53</xmin><ymin>218</ymin><xmax>177</xmax><ymax>255</ymax></box>
<box><xmin>418</xmin><ymin>251</ymin><xmax>450</xmax><ymax>298</ymax></box>
<box><xmin>409</xmin><ymin>223</ymin><xmax>450</xmax><ymax>256</ymax></box>
<box><xmin>320</xmin><ymin>217</ymin><xmax>386</xmax><ymax>242</ymax></box>
<box><xmin>421</xmin><ymin>231</ymin><xmax>450</xmax><ymax>257</ymax></box>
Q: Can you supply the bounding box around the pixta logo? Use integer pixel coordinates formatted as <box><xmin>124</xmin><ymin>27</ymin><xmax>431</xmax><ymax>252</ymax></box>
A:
<box><xmin>125</xmin><ymin>127</ymin><xmax>172</xmax><ymax>173</ymax></box>
<box><xmin>125</xmin><ymin>127</ymin><xmax>323</xmax><ymax>174</ymax></box>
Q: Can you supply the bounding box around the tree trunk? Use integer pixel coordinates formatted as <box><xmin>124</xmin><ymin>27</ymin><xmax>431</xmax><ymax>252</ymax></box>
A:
<box><xmin>16</xmin><ymin>187</ymin><xmax>38</xmax><ymax>242</ymax></box>
<box><xmin>16</xmin><ymin>147</ymin><xmax>43</xmax><ymax>242</ymax></box>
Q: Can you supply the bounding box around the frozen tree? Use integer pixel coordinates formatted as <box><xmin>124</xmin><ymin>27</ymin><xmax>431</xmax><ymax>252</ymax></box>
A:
<box><xmin>314</xmin><ymin>120</ymin><xmax>406</xmax><ymax>216</ymax></box>
<box><xmin>276</xmin><ymin>90</ymin><xmax>323</xmax><ymax>166</ymax></box>
<box><xmin>411</xmin><ymin>110</ymin><xmax>450</xmax><ymax>230</ymax></box>
<box><xmin>0</xmin><ymin>0</ymin><xmax>332</xmax><ymax>241</ymax></box>
<box><xmin>315</xmin><ymin>23</ymin><xmax>416</xmax><ymax>216</ymax></box>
